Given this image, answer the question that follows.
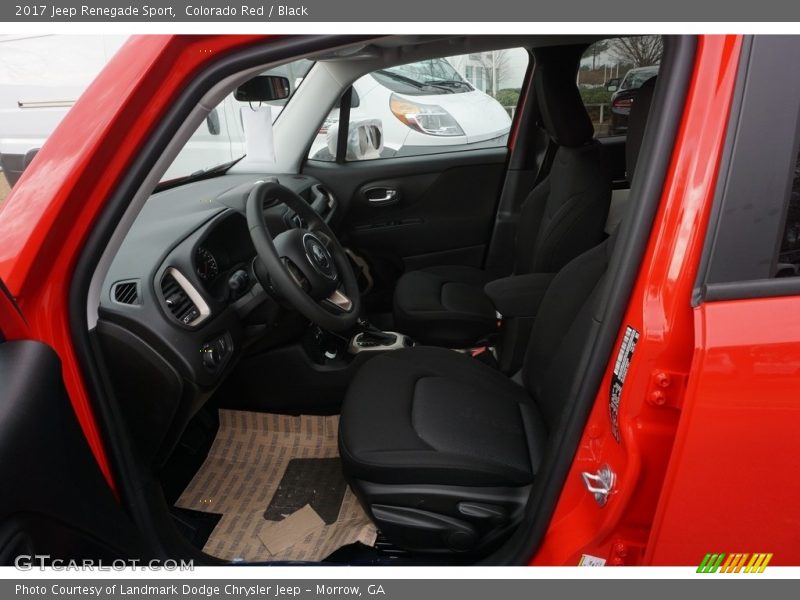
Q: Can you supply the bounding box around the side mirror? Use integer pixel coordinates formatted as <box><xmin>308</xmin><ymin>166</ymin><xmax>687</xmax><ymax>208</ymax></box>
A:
<box><xmin>606</xmin><ymin>78</ymin><xmax>621</xmax><ymax>92</ymax></box>
<box><xmin>327</xmin><ymin>119</ymin><xmax>383</xmax><ymax>161</ymax></box>
<box><xmin>234</xmin><ymin>75</ymin><xmax>291</xmax><ymax>102</ymax></box>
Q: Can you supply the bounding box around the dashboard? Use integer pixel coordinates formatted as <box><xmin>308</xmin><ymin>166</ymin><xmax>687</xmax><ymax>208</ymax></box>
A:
<box><xmin>96</xmin><ymin>172</ymin><xmax>338</xmax><ymax>462</ymax></box>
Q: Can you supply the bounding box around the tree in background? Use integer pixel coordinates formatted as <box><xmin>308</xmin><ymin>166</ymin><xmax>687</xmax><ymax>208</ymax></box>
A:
<box><xmin>586</xmin><ymin>40</ymin><xmax>610</xmax><ymax>70</ymax></box>
<box><xmin>609</xmin><ymin>36</ymin><xmax>663</xmax><ymax>68</ymax></box>
<box><xmin>480</xmin><ymin>49</ymin><xmax>513</xmax><ymax>96</ymax></box>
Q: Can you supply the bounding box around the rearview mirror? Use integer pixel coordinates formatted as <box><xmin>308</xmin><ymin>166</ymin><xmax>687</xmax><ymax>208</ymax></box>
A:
<box><xmin>606</xmin><ymin>77</ymin><xmax>621</xmax><ymax>92</ymax></box>
<box><xmin>235</xmin><ymin>75</ymin><xmax>291</xmax><ymax>102</ymax></box>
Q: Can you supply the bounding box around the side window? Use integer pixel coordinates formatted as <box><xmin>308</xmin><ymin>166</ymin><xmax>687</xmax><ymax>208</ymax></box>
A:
<box><xmin>775</xmin><ymin>150</ymin><xmax>800</xmax><ymax>278</ymax></box>
<box><xmin>308</xmin><ymin>48</ymin><xmax>530</xmax><ymax>162</ymax></box>
<box><xmin>579</xmin><ymin>36</ymin><xmax>663</xmax><ymax>138</ymax></box>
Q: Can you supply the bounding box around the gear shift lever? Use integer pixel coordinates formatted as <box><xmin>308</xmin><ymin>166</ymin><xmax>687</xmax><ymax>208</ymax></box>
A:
<box><xmin>356</xmin><ymin>317</ymin><xmax>397</xmax><ymax>346</ymax></box>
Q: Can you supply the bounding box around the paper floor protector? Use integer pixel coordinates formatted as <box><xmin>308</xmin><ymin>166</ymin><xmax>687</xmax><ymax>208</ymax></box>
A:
<box><xmin>175</xmin><ymin>410</ymin><xmax>376</xmax><ymax>562</ymax></box>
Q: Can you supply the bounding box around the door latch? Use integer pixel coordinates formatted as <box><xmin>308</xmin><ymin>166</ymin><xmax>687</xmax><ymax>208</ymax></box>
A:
<box><xmin>365</xmin><ymin>188</ymin><xmax>399</xmax><ymax>206</ymax></box>
<box><xmin>581</xmin><ymin>464</ymin><xmax>616</xmax><ymax>507</ymax></box>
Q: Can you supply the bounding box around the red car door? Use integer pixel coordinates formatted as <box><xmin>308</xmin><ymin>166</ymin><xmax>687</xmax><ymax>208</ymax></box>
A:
<box><xmin>0</xmin><ymin>281</ymin><xmax>146</xmax><ymax>564</ymax></box>
<box><xmin>532</xmin><ymin>35</ymin><xmax>746</xmax><ymax>566</ymax></box>
<box><xmin>647</xmin><ymin>36</ymin><xmax>800</xmax><ymax>566</ymax></box>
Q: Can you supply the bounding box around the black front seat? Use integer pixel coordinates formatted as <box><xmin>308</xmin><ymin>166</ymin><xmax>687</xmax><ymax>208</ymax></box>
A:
<box><xmin>392</xmin><ymin>45</ymin><xmax>612</xmax><ymax>347</ymax></box>
<box><xmin>339</xmin><ymin>74</ymin><xmax>657</xmax><ymax>555</ymax></box>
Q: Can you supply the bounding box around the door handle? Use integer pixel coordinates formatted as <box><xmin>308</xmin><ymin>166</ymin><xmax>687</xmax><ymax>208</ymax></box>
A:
<box><xmin>365</xmin><ymin>188</ymin><xmax>399</xmax><ymax>206</ymax></box>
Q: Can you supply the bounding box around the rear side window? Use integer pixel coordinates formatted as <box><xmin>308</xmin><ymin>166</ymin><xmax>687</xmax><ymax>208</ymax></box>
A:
<box><xmin>579</xmin><ymin>36</ymin><xmax>663</xmax><ymax>138</ymax></box>
<box><xmin>309</xmin><ymin>48</ymin><xmax>530</xmax><ymax>162</ymax></box>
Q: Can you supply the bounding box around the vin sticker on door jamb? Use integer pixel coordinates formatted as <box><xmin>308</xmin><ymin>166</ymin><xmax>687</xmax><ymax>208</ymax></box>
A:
<box><xmin>609</xmin><ymin>325</ymin><xmax>640</xmax><ymax>443</ymax></box>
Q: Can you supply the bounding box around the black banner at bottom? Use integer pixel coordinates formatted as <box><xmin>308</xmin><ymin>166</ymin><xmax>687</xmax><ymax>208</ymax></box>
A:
<box><xmin>3</xmin><ymin>579</ymin><xmax>797</xmax><ymax>600</ymax></box>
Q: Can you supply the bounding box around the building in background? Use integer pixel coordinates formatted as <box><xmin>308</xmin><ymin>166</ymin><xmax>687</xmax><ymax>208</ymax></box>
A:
<box><xmin>446</xmin><ymin>48</ymin><xmax>529</xmax><ymax>96</ymax></box>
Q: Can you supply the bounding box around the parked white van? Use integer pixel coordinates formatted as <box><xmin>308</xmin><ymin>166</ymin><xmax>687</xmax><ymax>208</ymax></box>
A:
<box><xmin>1</xmin><ymin>36</ymin><xmax>513</xmax><ymax>187</ymax></box>
<box><xmin>0</xmin><ymin>35</ymin><xmax>126</xmax><ymax>185</ymax></box>
<box><xmin>0</xmin><ymin>34</ymin><xmax>254</xmax><ymax>186</ymax></box>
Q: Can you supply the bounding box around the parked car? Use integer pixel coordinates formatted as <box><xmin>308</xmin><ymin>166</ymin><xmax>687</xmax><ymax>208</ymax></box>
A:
<box><xmin>607</xmin><ymin>65</ymin><xmax>660</xmax><ymax>135</ymax></box>
<box><xmin>0</xmin><ymin>34</ymin><xmax>799</xmax><ymax>568</ymax></box>
<box><xmin>0</xmin><ymin>35</ymin><xmax>127</xmax><ymax>186</ymax></box>
<box><xmin>0</xmin><ymin>34</ymin><xmax>284</xmax><ymax>186</ymax></box>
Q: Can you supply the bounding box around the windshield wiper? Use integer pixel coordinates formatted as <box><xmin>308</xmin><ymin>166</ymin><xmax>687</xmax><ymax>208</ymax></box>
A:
<box><xmin>375</xmin><ymin>69</ymin><xmax>454</xmax><ymax>93</ymax></box>
<box><xmin>154</xmin><ymin>156</ymin><xmax>244</xmax><ymax>192</ymax></box>
<box><xmin>375</xmin><ymin>69</ymin><xmax>427</xmax><ymax>88</ymax></box>
<box><xmin>427</xmin><ymin>79</ymin><xmax>472</xmax><ymax>90</ymax></box>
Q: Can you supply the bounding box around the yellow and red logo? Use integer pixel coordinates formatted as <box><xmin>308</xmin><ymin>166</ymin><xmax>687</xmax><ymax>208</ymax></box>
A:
<box><xmin>697</xmin><ymin>553</ymin><xmax>772</xmax><ymax>573</ymax></box>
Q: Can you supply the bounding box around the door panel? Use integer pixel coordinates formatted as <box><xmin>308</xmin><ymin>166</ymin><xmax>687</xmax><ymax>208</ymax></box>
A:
<box><xmin>305</xmin><ymin>148</ymin><xmax>507</xmax><ymax>286</ymax></box>
<box><xmin>647</xmin><ymin>298</ymin><xmax>800</xmax><ymax>565</ymax></box>
<box><xmin>0</xmin><ymin>340</ymin><xmax>145</xmax><ymax>564</ymax></box>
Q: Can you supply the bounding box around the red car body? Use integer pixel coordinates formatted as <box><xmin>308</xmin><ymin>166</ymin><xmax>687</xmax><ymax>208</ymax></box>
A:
<box><xmin>1</xmin><ymin>33</ymin><xmax>798</xmax><ymax>566</ymax></box>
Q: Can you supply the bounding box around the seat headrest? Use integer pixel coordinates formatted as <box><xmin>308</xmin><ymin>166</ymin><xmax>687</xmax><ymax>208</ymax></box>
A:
<box><xmin>625</xmin><ymin>75</ymin><xmax>657</xmax><ymax>181</ymax></box>
<box><xmin>533</xmin><ymin>45</ymin><xmax>595</xmax><ymax>148</ymax></box>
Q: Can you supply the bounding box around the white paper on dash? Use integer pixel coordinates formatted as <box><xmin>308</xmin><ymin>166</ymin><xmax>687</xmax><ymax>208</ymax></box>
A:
<box><xmin>241</xmin><ymin>104</ymin><xmax>276</xmax><ymax>166</ymax></box>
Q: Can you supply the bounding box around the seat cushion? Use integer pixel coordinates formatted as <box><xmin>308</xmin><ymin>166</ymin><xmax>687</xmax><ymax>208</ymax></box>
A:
<box><xmin>393</xmin><ymin>265</ymin><xmax>498</xmax><ymax>347</ymax></box>
<box><xmin>339</xmin><ymin>347</ymin><xmax>547</xmax><ymax>487</ymax></box>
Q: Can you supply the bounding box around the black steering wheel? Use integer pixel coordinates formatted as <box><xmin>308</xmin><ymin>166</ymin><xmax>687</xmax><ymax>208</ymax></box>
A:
<box><xmin>246</xmin><ymin>181</ymin><xmax>361</xmax><ymax>332</ymax></box>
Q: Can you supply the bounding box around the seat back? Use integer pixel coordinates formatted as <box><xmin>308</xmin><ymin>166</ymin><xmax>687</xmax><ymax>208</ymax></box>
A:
<box><xmin>521</xmin><ymin>75</ymin><xmax>657</xmax><ymax>429</ymax></box>
<box><xmin>514</xmin><ymin>45</ymin><xmax>612</xmax><ymax>275</ymax></box>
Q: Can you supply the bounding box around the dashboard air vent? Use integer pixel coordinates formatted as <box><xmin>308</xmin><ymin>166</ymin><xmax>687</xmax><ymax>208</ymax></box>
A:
<box><xmin>112</xmin><ymin>281</ymin><xmax>140</xmax><ymax>305</ymax></box>
<box><xmin>160</xmin><ymin>269</ymin><xmax>209</xmax><ymax>327</ymax></box>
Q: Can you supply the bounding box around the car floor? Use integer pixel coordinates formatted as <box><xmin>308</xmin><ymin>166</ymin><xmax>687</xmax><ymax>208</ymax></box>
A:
<box><xmin>173</xmin><ymin>409</ymin><xmax>375</xmax><ymax>562</ymax></box>
<box><xmin>161</xmin><ymin>405</ymin><xmax>465</xmax><ymax>565</ymax></box>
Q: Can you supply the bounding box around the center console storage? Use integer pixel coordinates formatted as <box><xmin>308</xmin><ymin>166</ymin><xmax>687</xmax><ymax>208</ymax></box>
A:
<box><xmin>484</xmin><ymin>273</ymin><xmax>556</xmax><ymax>373</ymax></box>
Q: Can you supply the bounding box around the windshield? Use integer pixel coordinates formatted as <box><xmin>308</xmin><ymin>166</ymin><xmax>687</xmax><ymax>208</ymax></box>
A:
<box><xmin>159</xmin><ymin>58</ymin><xmax>314</xmax><ymax>184</ymax></box>
<box><xmin>620</xmin><ymin>67</ymin><xmax>659</xmax><ymax>91</ymax></box>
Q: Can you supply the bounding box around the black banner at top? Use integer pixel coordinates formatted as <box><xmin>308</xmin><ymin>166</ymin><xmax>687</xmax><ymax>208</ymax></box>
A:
<box><xmin>3</xmin><ymin>0</ymin><xmax>800</xmax><ymax>22</ymax></box>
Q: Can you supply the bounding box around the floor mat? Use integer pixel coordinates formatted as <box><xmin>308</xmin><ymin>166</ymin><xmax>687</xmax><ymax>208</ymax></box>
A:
<box><xmin>264</xmin><ymin>457</ymin><xmax>348</xmax><ymax>524</ymax></box>
<box><xmin>175</xmin><ymin>410</ymin><xmax>377</xmax><ymax>562</ymax></box>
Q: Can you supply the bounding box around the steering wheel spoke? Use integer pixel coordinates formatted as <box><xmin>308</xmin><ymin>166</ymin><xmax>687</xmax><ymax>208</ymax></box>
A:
<box><xmin>323</xmin><ymin>289</ymin><xmax>354</xmax><ymax>313</ymax></box>
<box><xmin>281</xmin><ymin>257</ymin><xmax>311</xmax><ymax>293</ymax></box>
